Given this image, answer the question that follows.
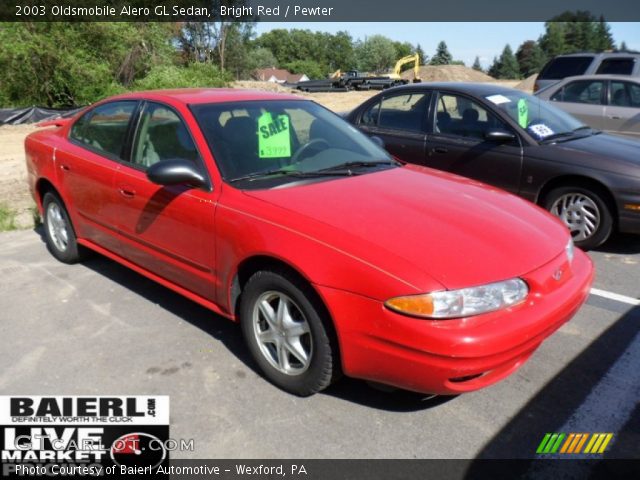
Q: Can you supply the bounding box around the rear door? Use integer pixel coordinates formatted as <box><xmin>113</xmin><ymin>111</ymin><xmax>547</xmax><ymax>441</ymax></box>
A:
<box><xmin>604</xmin><ymin>80</ymin><xmax>640</xmax><ymax>138</ymax></box>
<box><xmin>548</xmin><ymin>79</ymin><xmax>606</xmax><ymax>130</ymax></box>
<box><xmin>59</xmin><ymin>100</ymin><xmax>138</xmax><ymax>253</ymax></box>
<box><xmin>114</xmin><ymin>101</ymin><xmax>217</xmax><ymax>301</ymax></box>
<box><xmin>353</xmin><ymin>90</ymin><xmax>430</xmax><ymax>164</ymax></box>
<box><xmin>424</xmin><ymin>91</ymin><xmax>523</xmax><ymax>194</ymax></box>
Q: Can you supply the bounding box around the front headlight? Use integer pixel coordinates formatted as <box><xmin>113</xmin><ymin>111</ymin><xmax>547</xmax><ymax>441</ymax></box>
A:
<box><xmin>385</xmin><ymin>278</ymin><xmax>529</xmax><ymax>319</ymax></box>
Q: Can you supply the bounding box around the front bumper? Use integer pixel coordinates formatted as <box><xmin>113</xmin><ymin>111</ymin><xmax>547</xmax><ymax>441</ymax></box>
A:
<box><xmin>316</xmin><ymin>248</ymin><xmax>594</xmax><ymax>395</ymax></box>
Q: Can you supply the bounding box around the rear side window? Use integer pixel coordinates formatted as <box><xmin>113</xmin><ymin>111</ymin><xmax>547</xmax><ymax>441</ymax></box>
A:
<box><xmin>70</xmin><ymin>101</ymin><xmax>137</xmax><ymax>160</ymax></box>
<box><xmin>550</xmin><ymin>80</ymin><xmax>605</xmax><ymax>104</ymax></box>
<box><xmin>377</xmin><ymin>93</ymin><xmax>429</xmax><ymax>132</ymax></box>
<box><xmin>596</xmin><ymin>58</ymin><xmax>636</xmax><ymax>75</ymax></box>
<box><xmin>539</xmin><ymin>57</ymin><xmax>594</xmax><ymax>80</ymax></box>
<box><xmin>610</xmin><ymin>81</ymin><xmax>640</xmax><ymax>108</ymax></box>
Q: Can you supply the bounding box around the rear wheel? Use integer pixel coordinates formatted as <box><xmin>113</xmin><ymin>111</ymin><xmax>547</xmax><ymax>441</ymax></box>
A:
<box><xmin>544</xmin><ymin>186</ymin><xmax>613</xmax><ymax>250</ymax></box>
<box><xmin>239</xmin><ymin>270</ymin><xmax>338</xmax><ymax>396</ymax></box>
<box><xmin>42</xmin><ymin>192</ymin><xmax>83</xmax><ymax>263</ymax></box>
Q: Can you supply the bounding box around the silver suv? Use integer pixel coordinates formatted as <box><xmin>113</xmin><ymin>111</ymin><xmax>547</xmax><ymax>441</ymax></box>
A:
<box><xmin>535</xmin><ymin>52</ymin><xmax>640</xmax><ymax>92</ymax></box>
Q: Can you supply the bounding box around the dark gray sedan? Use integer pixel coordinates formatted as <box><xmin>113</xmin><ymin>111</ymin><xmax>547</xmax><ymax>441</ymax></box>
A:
<box><xmin>346</xmin><ymin>82</ymin><xmax>640</xmax><ymax>249</ymax></box>
<box><xmin>535</xmin><ymin>75</ymin><xmax>640</xmax><ymax>139</ymax></box>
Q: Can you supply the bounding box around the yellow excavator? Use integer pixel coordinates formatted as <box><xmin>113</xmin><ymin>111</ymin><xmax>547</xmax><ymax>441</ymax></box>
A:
<box><xmin>388</xmin><ymin>54</ymin><xmax>421</xmax><ymax>83</ymax></box>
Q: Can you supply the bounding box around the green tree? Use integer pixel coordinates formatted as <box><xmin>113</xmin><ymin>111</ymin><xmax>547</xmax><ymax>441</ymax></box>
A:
<box><xmin>415</xmin><ymin>44</ymin><xmax>427</xmax><ymax>65</ymax></box>
<box><xmin>246</xmin><ymin>47</ymin><xmax>278</xmax><ymax>71</ymax></box>
<box><xmin>326</xmin><ymin>31</ymin><xmax>355</xmax><ymax>70</ymax></box>
<box><xmin>284</xmin><ymin>60</ymin><xmax>326</xmax><ymax>80</ymax></box>
<box><xmin>539</xmin><ymin>12</ymin><xmax>616</xmax><ymax>56</ymax></box>
<box><xmin>134</xmin><ymin>63</ymin><xmax>230</xmax><ymax>90</ymax></box>
<box><xmin>0</xmin><ymin>23</ymin><xmax>175</xmax><ymax>107</ymax></box>
<box><xmin>355</xmin><ymin>35</ymin><xmax>397</xmax><ymax>73</ymax></box>
<box><xmin>472</xmin><ymin>56</ymin><xmax>483</xmax><ymax>72</ymax></box>
<box><xmin>489</xmin><ymin>44</ymin><xmax>521</xmax><ymax>79</ymax></box>
<box><xmin>619</xmin><ymin>41</ymin><xmax>628</xmax><ymax>51</ymax></box>
<box><xmin>516</xmin><ymin>40</ymin><xmax>545</xmax><ymax>77</ymax></box>
<box><xmin>393</xmin><ymin>41</ymin><xmax>414</xmax><ymax>59</ymax></box>
<box><xmin>594</xmin><ymin>15</ymin><xmax>615</xmax><ymax>51</ymax></box>
<box><xmin>539</xmin><ymin>22</ymin><xmax>566</xmax><ymax>58</ymax></box>
<box><xmin>430</xmin><ymin>41</ymin><xmax>453</xmax><ymax>65</ymax></box>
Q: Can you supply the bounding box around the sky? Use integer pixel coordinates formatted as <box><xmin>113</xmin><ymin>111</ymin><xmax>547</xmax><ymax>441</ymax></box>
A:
<box><xmin>254</xmin><ymin>22</ymin><xmax>640</xmax><ymax>69</ymax></box>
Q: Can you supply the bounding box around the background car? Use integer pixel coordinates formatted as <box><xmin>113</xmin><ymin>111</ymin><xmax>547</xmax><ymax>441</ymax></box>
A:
<box><xmin>346</xmin><ymin>82</ymin><xmax>640</xmax><ymax>249</ymax></box>
<box><xmin>26</xmin><ymin>89</ymin><xmax>593</xmax><ymax>397</ymax></box>
<box><xmin>534</xmin><ymin>52</ymin><xmax>640</xmax><ymax>92</ymax></box>
<box><xmin>535</xmin><ymin>74</ymin><xmax>640</xmax><ymax>139</ymax></box>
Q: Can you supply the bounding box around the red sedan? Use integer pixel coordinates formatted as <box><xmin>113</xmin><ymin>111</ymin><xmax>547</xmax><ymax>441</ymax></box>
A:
<box><xmin>25</xmin><ymin>89</ymin><xmax>594</xmax><ymax>396</ymax></box>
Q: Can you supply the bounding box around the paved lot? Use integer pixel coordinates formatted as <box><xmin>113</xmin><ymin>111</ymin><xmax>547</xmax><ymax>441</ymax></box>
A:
<box><xmin>1</xmin><ymin>229</ymin><xmax>638</xmax><ymax>459</ymax></box>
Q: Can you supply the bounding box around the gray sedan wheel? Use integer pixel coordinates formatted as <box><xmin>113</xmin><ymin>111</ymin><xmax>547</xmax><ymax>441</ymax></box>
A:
<box><xmin>240</xmin><ymin>270</ymin><xmax>338</xmax><ymax>396</ymax></box>
<box><xmin>545</xmin><ymin>186</ymin><xmax>613</xmax><ymax>250</ymax></box>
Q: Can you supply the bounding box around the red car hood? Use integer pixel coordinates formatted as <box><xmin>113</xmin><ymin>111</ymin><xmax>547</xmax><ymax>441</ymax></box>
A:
<box><xmin>244</xmin><ymin>165</ymin><xmax>568</xmax><ymax>291</ymax></box>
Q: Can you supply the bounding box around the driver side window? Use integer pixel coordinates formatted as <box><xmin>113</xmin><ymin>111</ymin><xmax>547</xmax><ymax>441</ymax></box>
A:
<box><xmin>132</xmin><ymin>103</ymin><xmax>199</xmax><ymax>169</ymax></box>
<box><xmin>435</xmin><ymin>93</ymin><xmax>510</xmax><ymax>140</ymax></box>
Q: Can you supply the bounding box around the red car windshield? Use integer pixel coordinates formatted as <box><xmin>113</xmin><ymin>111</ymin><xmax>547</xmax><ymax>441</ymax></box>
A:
<box><xmin>191</xmin><ymin>100</ymin><xmax>394</xmax><ymax>187</ymax></box>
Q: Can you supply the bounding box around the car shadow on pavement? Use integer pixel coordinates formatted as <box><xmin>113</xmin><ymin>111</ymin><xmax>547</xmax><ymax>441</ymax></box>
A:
<box><xmin>596</xmin><ymin>232</ymin><xmax>640</xmax><ymax>254</ymax></box>
<box><xmin>463</xmin><ymin>304</ymin><xmax>640</xmax><ymax>476</ymax></box>
<box><xmin>34</xmin><ymin>226</ymin><xmax>446</xmax><ymax>411</ymax></box>
<box><xmin>322</xmin><ymin>380</ymin><xmax>458</xmax><ymax>412</ymax></box>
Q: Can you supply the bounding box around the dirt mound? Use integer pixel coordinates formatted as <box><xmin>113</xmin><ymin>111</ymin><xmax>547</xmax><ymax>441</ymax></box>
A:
<box><xmin>231</xmin><ymin>81</ymin><xmax>297</xmax><ymax>93</ymax></box>
<box><xmin>515</xmin><ymin>74</ymin><xmax>537</xmax><ymax>93</ymax></box>
<box><xmin>402</xmin><ymin>65</ymin><xmax>495</xmax><ymax>83</ymax></box>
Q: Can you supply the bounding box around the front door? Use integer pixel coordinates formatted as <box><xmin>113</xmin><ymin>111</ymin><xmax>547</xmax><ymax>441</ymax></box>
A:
<box><xmin>424</xmin><ymin>91</ymin><xmax>523</xmax><ymax>194</ymax></box>
<box><xmin>114</xmin><ymin>102</ymin><xmax>217</xmax><ymax>301</ymax></box>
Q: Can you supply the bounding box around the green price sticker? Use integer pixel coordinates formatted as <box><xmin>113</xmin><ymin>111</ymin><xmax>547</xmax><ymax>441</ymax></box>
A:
<box><xmin>517</xmin><ymin>98</ymin><xmax>528</xmax><ymax>128</ymax></box>
<box><xmin>258</xmin><ymin>112</ymin><xmax>291</xmax><ymax>159</ymax></box>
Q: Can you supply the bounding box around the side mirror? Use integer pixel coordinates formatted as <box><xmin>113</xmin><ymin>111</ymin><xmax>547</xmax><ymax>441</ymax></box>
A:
<box><xmin>146</xmin><ymin>159</ymin><xmax>207</xmax><ymax>189</ymax></box>
<box><xmin>485</xmin><ymin>130</ymin><xmax>516</xmax><ymax>143</ymax></box>
<box><xmin>370</xmin><ymin>135</ymin><xmax>385</xmax><ymax>148</ymax></box>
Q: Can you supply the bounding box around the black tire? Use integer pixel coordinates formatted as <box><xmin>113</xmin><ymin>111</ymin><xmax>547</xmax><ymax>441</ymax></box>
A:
<box><xmin>239</xmin><ymin>270</ymin><xmax>338</xmax><ymax>396</ymax></box>
<box><xmin>544</xmin><ymin>185</ymin><xmax>613</xmax><ymax>250</ymax></box>
<box><xmin>42</xmin><ymin>192</ymin><xmax>83</xmax><ymax>264</ymax></box>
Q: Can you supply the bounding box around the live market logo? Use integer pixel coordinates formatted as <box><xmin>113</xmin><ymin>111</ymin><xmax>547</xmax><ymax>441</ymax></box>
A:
<box><xmin>0</xmin><ymin>396</ymin><xmax>170</xmax><ymax>477</ymax></box>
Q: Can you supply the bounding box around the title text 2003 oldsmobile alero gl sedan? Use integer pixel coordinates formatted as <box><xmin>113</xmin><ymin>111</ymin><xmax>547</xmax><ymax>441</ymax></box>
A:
<box><xmin>26</xmin><ymin>89</ymin><xmax>593</xmax><ymax>396</ymax></box>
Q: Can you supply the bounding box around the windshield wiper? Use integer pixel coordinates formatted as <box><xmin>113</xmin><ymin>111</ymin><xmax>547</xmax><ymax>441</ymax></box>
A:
<box><xmin>540</xmin><ymin>126</ymin><xmax>594</xmax><ymax>144</ymax></box>
<box><xmin>314</xmin><ymin>160</ymin><xmax>398</xmax><ymax>173</ymax></box>
<box><xmin>540</xmin><ymin>131</ymin><xmax>579</xmax><ymax>144</ymax></box>
<box><xmin>228</xmin><ymin>168</ymin><xmax>354</xmax><ymax>183</ymax></box>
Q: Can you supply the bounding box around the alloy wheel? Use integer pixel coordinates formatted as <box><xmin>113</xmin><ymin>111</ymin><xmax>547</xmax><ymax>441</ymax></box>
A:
<box><xmin>46</xmin><ymin>202</ymin><xmax>69</xmax><ymax>252</ymax></box>
<box><xmin>252</xmin><ymin>291</ymin><xmax>312</xmax><ymax>376</ymax></box>
<box><xmin>549</xmin><ymin>193</ymin><xmax>600</xmax><ymax>242</ymax></box>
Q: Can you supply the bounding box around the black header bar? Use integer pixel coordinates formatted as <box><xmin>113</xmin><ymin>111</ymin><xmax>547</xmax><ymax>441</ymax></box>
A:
<box><xmin>3</xmin><ymin>0</ymin><xmax>640</xmax><ymax>22</ymax></box>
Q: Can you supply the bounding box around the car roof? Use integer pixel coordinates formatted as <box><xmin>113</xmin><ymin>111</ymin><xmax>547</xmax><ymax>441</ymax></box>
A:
<box><xmin>109</xmin><ymin>88</ymin><xmax>304</xmax><ymax>105</ymax></box>
<box><xmin>389</xmin><ymin>82</ymin><xmax>522</xmax><ymax>96</ymax></box>
<box><xmin>552</xmin><ymin>52</ymin><xmax>640</xmax><ymax>58</ymax></box>
<box><xmin>558</xmin><ymin>74</ymin><xmax>640</xmax><ymax>83</ymax></box>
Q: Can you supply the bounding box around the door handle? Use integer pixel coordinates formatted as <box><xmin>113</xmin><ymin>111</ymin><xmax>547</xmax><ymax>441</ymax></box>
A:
<box><xmin>118</xmin><ymin>187</ymin><xmax>136</xmax><ymax>198</ymax></box>
<box><xmin>60</xmin><ymin>164</ymin><xmax>70</xmax><ymax>171</ymax></box>
<box><xmin>432</xmin><ymin>147</ymin><xmax>449</xmax><ymax>154</ymax></box>
<box><xmin>607</xmin><ymin>115</ymin><xmax>621</xmax><ymax>120</ymax></box>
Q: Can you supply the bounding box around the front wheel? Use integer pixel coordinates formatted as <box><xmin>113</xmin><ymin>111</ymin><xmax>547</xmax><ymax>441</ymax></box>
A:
<box><xmin>239</xmin><ymin>270</ymin><xmax>338</xmax><ymax>396</ymax></box>
<box><xmin>544</xmin><ymin>186</ymin><xmax>613</xmax><ymax>250</ymax></box>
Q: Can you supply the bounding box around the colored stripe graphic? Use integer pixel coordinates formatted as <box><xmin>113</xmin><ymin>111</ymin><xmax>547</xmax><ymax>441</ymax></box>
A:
<box><xmin>538</xmin><ymin>433</ymin><xmax>613</xmax><ymax>454</ymax></box>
